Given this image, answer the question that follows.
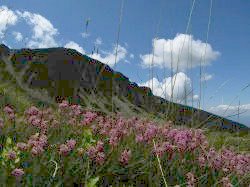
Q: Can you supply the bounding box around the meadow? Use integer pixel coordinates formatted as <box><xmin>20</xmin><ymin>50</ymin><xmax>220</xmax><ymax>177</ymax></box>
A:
<box><xmin>0</xmin><ymin>96</ymin><xmax>249</xmax><ymax>186</ymax></box>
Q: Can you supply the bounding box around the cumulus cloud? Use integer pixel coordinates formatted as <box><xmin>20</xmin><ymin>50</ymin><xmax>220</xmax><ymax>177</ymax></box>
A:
<box><xmin>130</xmin><ymin>54</ymin><xmax>134</xmax><ymax>59</ymax></box>
<box><xmin>94</xmin><ymin>37</ymin><xmax>102</xmax><ymax>46</ymax></box>
<box><xmin>139</xmin><ymin>72</ymin><xmax>194</xmax><ymax>103</ymax></box>
<box><xmin>91</xmin><ymin>44</ymin><xmax>127</xmax><ymax>67</ymax></box>
<box><xmin>64</xmin><ymin>41</ymin><xmax>85</xmax><ymax>54</ymax></box>
<box><xmin>0</xmin><ymin>6</ymin><xmax>18</xmax><ymax>38</ymax></box>
<box><xmin>140</xmin><ymin>34</ymin><xmax>220</xmax><ymax>72</ymax></box>
<box><xmin>209</xmin><ymin>104</ymin><xmax>250</xmax><ymax>125</ymax></box>
<box><xmin>201</xmin><ymin>73</ymin><xmax>213</xmax><ymax>82</ymax></box>
<box><xmin>12</xmin><ymin>31</ymin><xmax>23</xmax><ymax>42</ymax></box>
<box><xmin>209</xmin><ymin>104</ymin><xmax>250</xmax><ymax>115</ymax></box>
<box><xmin>16</xmin><ymin>10</ymin><xmax>58</xmax><ymax>48</ymax></box>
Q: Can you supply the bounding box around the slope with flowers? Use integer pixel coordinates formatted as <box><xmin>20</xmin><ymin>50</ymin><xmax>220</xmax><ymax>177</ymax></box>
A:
<box><xmin>0</xmin><ymin>100</ymin><xmax>249</xmax><ymax>186</ymax></box>
<box><xmin>0</xmin><ymin>44</ymin><xmax>249</xmax><ymax>132</ymax></box>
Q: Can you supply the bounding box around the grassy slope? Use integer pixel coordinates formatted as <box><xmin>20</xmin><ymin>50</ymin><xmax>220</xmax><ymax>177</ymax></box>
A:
<box><xmin>0</xmin><ymin>76</ymin><xmax>249</xmax><ymax>154</ymax></box>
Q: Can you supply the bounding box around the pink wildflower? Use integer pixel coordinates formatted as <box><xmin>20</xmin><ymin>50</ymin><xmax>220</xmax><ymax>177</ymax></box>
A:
<box><xmin>86</xmin><ymin>146</ymin><xmax>97</xmax><ymax>159</ymax></box>
<box><xmin>11</xmin><ymin>168</ymin><xmax>24</xmax><ymax>178</ymax></box>
<box><xmin>119</xmin><ymin>149</ymin><xmax>131</xmax><ymax>165</ymax></box>
<box><xmin>58</xmin><ymin>100</ymin><xmax>69</xmax><ymax>111</ymax></box>
<box><xmin>135</xmin><ymin>134</ymin><xmax>144</xmax><ymax>143</ymax></box>
<box><xmin>31</xmin><ymin>146</ymin><xmax>44</xmax><ymax>156</ymax></box>
<box><xmin>7</xmin><ymin>150</ymin><xmax>17</xmax><ymax>160</ymax></box>
<box><xmin>25</xmin><ymin>106</ymin><xmax>39</xmax><ymax>116</ymax></box>
<box><xmin>221</xmin><ymin>177</ymin><xmax>233</xmax><ymax>187</ymax></box>
<box><xmin>3</xmin><ymin>105</ymin><xmax>14</xmax><ymax>114</ymax></box>
<box><xmin>96</xmin><ymin>141</ymin><xmax>104</xmax><ymax>152</ymax></box>
<box><xmin>66</xmin><ymin>139</ymin><xmax>76</xmax><ymax>150</ymax></box>
<box><xmin>59</xmin><ymin>144</ymin><xmax>70</xmax><ymax>156</ymax></box>
<box><xmin>17</xmin><ymin>142</ymin><xmax>28</xmax><ymax>151</ymax></box>
<box><xmin>95</xmin><ymin>152</ymin><xmax>105</xmax><ymax>165</ymax></box>
<box><xmin>186</xmin><ymin>172</ymin><xmax>195</xmax><ymax>187</ymax></box>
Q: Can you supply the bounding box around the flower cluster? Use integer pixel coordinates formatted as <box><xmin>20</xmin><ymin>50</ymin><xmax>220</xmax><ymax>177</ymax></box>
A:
<box><xmin>119</xmin><ymin>149</ymin><xmax>131</xmax><ymax>165</ymax></box>
<box><xmin>197</xmin><ymin>147</ymin><xmax>250</xmax><ymax>176</ymax></box>
<box><xmin>16</xmin><ymin>142</ymin><xmax>28</xmax><ymax>151</ymax></box>
<box><xmin>186</xmin><ymin>172</ymin><xmax>195</xmax><ymax>187</ymax></box>
<box><xmin>11</xmin><ymin>168</ymin><xmax>24</xmax><ymax>178</ymax></box>
<box><xmin>81</xmin><ymin>111</ymin><xmax>97</xmax><ymax>126</ymax></box>
<box><xmin>221</xmin><ymin>177</ymin><xmax>233</xmax><ymax>187</ymax></box>
<box><xmin>27</xmin><ymin>133</ymin><xmax>48</xmax><ymax>156</ymax></box>
<box><xmin>24</xmin><ymin>106</ymin><xmax>52</xmax><ymax>134</ymax></box>
<box><xmin>3</xmin><ymin>105</ymin><xmax>15</xmax><ymax>121</ymax></box>
<box><xmin>7</xmin><ymin>150</ymin><xmax>17</xmax><ymax>160</ymax></box>
<box><xmin>59</xmin><ymin>139</ymin><xmax>76</xmax><ymax>156</ymax></box>
<box><xmin>86</xmin><ymin>141</ymin><xmax>105</xmax><ymax>165</ymax></box>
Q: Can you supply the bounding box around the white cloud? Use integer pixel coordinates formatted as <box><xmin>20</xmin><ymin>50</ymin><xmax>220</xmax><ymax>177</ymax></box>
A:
<box><xmin>12</xmin><ymin>31</ymin><xmax>23</xmax><ymax>42</ymax></box>
<box><xmin>64</xmin><ymin>41</ymin><xmax>85</xmax><ymax>54</ymax></box>
<box><xmin>208</xmin><ymin>104</ymin><xmax>250</xmax><ymax>120</ymax></box>
<box><xmin>201</xmin><ymin>73</ymin><xmax>213</xmax><ymax>82</ymax></box>
<box><xmin>130</xmin><ymin>53</ymin><xmax>134</xmax><ymax>59</ymax></box>
<box><xmin>94</xmin><ymin>37</ymin><xmax>102</xmax><ymax>46</ymax></box>
<box><xmin>209</xmin><ymin>104</ymin><xmax>250</xmax><ymax>115</ymax></box>
<box><xmin>91</xmin><ymin>44</ymin><xmax>127</xmax><ymax>67</ymax></box>
<box><xmin>139</xmin><ymin>72</ymin><xmax>194</xmax><ymax>103</ymax></box>
<box><xmin>140</xmin><ymin>34</ymin><xmax>220</xmax><ymax>72</ymax></box>
<box><xmin>193</xmin><ymin>94</ymin><xmax>199</xmax><ymax>101</ymax></box>
<box><xmin>17</xmin><ymin>10</ymin><xmax>58</xmax><ymax>48</ymax></box>
<box><xmin>0</xmin><ymin>6</ymin><xmax>18</xmax><ymax>38</ymax></box>
<box><xmin>81</xmin><ymin>32</ymin><xmax>90</xmax><ymax>38</ymax></box>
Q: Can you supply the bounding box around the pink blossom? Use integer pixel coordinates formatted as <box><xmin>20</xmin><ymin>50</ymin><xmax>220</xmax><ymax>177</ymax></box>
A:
<box><xmin>119</xmin><ymin>149</ymin><xmax>131</xmax><ymax>165</ymax></box>
<box><xmin>153</xmin><ymin>144</ymin><xmax>165</xmax><ymax>157</ymax></box>
<box><xmin>3</xmin><ymin>105</ymin><xmax>14</xmax><ymax>114</ymax></box>
<box><xmin>198</xmin><ymin>155</ymin><xmax>206</xmax><ymax>168</ymax></box>
<box><xmin>96</xmin><ymin>141</ymin><xmax>104</xmax><ymax>152</ymax></box>
<box><xmin>31</xmin><ymin>146</ymin><xmax>44</xmax><ymax>156</ymax></box>
<box><xmin>59</xmin><ymin>144</ymin><xmax>70</xmax><ymax>156</ymax></box>
<box><xmin>66</xmin><ymin>139</ymin><xmax>76</xmax><ymax>150</ymax></box>
<box><xmin>17</xmin><ymin>142</ymin><xmax>28</xmax><ymax>151</ymax></box>
<box><xmin>86</xmin><ymin>146</ymin><xmax>97</xmax><ymax>159</ymax></box>
<box><xmin>221</xmin><ymin>177</ymin><xmax>233</xmax><ymax>187</ymax></box>
<box><xmin>25</xmin><ymin>106</ymin><xmax>39</xmax><ymax>116</ymax></box>
<box><xmin>95</xmin><ymin>152</ymin><xmax>105</xmax><ymax>165</ymax></box>
<box><xmin>186</xmin><ymin>172</ymin><xmax>195</xmax><ymax>187</ymax></box>
<box><xmin>7</xmin><ymin>150</ymin><xmax>17</xmax><ymax>160</ymax></box>
<box><xmin>58</xmin><ymin>100</ymin><xmax>69</xmax><ymax>111</ymax></box>
<box><xmin>11</xmin><ymin>168</ymin><xmax>24</xmax><ymax>178</ymax></box>
<box><xmin>135</xmin><ymin>134</ymin><xmax>144</xmax><ymax>143</ymax></box>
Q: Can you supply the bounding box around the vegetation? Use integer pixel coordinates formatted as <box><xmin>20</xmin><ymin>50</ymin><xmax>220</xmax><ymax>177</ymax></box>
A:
<box><xmin>0</xmin><ymin>93</ymin><xmax>249</xmax><ymax>186</ymax></box>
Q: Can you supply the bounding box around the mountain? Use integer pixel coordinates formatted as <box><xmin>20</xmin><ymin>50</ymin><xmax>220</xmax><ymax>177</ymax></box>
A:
<box><xmin>0</xmin><ymin>44</ymin><xmax>249</xmax><ymax>132</ymax></box>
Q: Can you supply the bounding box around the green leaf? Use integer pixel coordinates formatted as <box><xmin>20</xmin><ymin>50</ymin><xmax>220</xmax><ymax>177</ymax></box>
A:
<box><xmin>86</xmin><ymin>176</ymin><xmax>99</xmax><ymax>187</ymax></box>
<box><xmin>6</xmin><ymin>137</ymin><xmax>12</xmax><ymax>146</ymax></box>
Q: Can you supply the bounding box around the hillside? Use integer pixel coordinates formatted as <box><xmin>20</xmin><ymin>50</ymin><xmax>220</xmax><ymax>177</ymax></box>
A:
<box><xmin>0</xmin><ymin>44</ymin><xmax>250</xmax><ymax>186</ymax></box>
<box><xmin>0</xmin><ymin>44</ymin><xmax>249</xmax><ymax>132</ymax></box>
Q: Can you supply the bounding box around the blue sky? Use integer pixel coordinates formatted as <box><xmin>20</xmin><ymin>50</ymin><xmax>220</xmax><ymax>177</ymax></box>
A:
<box><xmin>0</xmin><ymin>0</ymin><xmax>250</xmax><ymax>126</ymax></box>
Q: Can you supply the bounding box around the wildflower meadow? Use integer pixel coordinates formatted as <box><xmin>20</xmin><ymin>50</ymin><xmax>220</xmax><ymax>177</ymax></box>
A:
<box><xmin>0</xmin><ymin>100</ymin><xmax>249</xmax><ymax>186</ymax></box>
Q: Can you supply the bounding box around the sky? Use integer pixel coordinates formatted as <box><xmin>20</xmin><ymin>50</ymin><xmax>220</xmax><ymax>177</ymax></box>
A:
<box><xmin>0</xmin><ymin>0</ymin><xmax>250</xmax><ymax>126</ymax></box>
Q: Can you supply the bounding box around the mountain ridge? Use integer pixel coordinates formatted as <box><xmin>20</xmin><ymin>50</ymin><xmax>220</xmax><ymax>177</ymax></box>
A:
<box><xmin>0</xmin><ymin>44</ymin><xmax>249</xmax><ymax>131</ymax></box>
